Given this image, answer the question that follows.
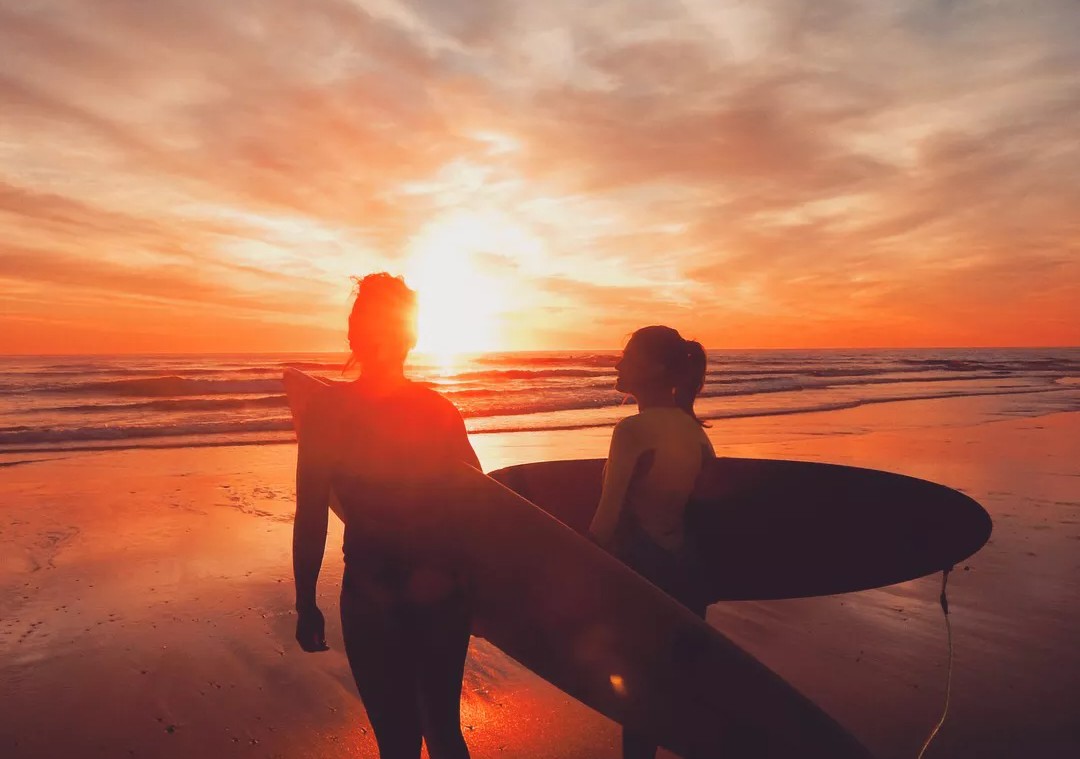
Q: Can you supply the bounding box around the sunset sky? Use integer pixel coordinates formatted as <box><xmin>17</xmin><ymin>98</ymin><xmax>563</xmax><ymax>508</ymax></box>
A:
<box><xmin>1</xmin><ymin>0</ymin><xmax>1078</xmax><ymax>354</ymax></box>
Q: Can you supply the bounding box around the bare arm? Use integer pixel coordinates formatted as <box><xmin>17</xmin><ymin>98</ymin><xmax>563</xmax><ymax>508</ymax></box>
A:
<box><xmin>292</xmin><ymin>404</ymin><xmax>331</xmax><ymax>613</ymax></box>
<box><xmin>589</xmin><ymin>420</ymin><xmax>638</xmax><ymax>547</ymax></box>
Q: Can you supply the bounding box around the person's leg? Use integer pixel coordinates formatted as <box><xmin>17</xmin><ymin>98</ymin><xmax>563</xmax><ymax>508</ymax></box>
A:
<box><xmin>411</xmin><ymin>588</ymin><xmax>473</xmax><ymax>759</ymax></box>
<box><xmin>618</xmin><ymin>534</ymin><xmax>709</xmax><ymax>759</ymax></box>
<box><xmin>340</xmin><ymin>578</ymin><xmax>424</xmax><ymax>759</ymax></box>
<box><xmin>617</xmin><ymin>534</ymin><xmax>667</xmax><ymax>759</ymax></box>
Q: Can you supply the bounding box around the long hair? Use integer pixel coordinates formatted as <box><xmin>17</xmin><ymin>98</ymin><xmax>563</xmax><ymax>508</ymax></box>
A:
<box><xmin>628</xmin><ymin>325</ymin><xmax>709</xmax><ymax>426</ymax></box>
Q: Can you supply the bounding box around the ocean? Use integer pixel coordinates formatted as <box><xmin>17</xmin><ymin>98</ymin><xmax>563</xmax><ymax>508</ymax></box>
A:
<box><xmin>1</xmin><ymin>348</ymin><xmax>1078</xmax><ymax>455</ymax></box>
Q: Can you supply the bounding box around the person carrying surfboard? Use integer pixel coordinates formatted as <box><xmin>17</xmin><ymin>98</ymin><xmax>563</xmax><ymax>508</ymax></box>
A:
<box><xmin>291</xmin><ymin>273</ymin><xmax>481</xmax><ymax>759</ymax></box>
<box><xmin>589</xmin><ymin>325</ymin><xmax>715</xmax><ymax>759</ymax></box>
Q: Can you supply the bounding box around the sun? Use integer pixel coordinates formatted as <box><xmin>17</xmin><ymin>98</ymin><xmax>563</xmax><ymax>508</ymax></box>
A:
<box><xmin>404</xmin><ymin>210</ymin><xmax>519</xmax><ymax>362</ymax></box>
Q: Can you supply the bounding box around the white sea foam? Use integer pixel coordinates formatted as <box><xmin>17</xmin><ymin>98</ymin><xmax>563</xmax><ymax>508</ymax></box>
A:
<box><xmin>1</xmin><ymin>349</ymin><xmax>1077</xmax><ymax>453</ymax></box>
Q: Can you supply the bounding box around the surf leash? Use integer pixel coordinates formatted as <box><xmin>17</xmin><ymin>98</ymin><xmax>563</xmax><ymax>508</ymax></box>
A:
<box><xmin>916</xmin><ymin>567</ymin><xmax>953</xmax><ymax>759</ymax></box>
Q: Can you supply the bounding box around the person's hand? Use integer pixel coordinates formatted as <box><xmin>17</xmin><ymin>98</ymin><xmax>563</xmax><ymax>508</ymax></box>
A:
<box><xmin>295</xmin><ymin>604</ymin><xmax>329</xmax><ymax>652</ymax></box>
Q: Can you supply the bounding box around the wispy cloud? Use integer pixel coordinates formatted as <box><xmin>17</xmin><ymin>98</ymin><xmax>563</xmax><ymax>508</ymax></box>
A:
<box><xmin>1</xmin><ymin>0</ymin><xmax>1077</xmax><ymax>351</ymax></box>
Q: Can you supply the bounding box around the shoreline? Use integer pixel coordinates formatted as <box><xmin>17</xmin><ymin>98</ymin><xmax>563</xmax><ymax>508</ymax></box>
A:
<box><xmin>2</xmin><ymin>395</ymin><xmax>1078</xmax><ymax>758</ymax></box>
<box><xmin>2</xmin><ymin>383</ymin><xmax>1075</xmax><ymax>464</ymax></box>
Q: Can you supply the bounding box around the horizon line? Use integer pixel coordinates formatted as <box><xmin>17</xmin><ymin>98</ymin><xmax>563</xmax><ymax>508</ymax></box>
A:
<box><xmin>1</xmin><ymin>344</ymin><xmax>1078</xmax><ymax>359</ymax></box>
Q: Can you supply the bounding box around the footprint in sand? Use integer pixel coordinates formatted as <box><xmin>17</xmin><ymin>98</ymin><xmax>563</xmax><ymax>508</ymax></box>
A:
<box><xmin>168</xmin><ymin>500</ymin><xmax>207</xmax><ymax>516</ymax></box>
<box><xmin>27</xmin><ymin>526</ymin><xmax>81</xmax><ymax>571</ymax></box>
<box><xmin>221</xmin><ymin>488</ymin><xmax>293</xmax><ymax>523</ymax></box>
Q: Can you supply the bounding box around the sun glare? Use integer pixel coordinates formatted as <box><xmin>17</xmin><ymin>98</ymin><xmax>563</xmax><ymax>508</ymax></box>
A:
<box><xmin>405</xmin><ymin>210</ymin><xmax>523</xmax><ymax>363</ymax></box>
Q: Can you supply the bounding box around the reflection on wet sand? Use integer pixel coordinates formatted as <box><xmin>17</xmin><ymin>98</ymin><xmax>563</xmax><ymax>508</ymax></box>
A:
<box><xmin>1</xmin><ymin>395</ymin><xmax>1078</xmax><ymax>758</ymax></box>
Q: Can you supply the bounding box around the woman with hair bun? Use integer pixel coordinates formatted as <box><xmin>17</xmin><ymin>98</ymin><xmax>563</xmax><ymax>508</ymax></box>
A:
<box><xmin>588</xmin><ymin>325</ymin><xmax>715</xmax><ymax>759</ymax></box>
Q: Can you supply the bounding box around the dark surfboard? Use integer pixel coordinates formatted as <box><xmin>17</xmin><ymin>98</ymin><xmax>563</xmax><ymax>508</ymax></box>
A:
<box><xmin>489</xmin><ymin>458</ymin><xmax>992</xmax><ymax>601</ymax></box>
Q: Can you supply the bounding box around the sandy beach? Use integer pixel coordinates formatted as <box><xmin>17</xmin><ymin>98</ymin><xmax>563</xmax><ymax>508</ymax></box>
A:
<box><xmin>3</xmin><ymin>0</ymin><xmax>1077</xmax><ymax>754</ymax></box>
<box><xmin>2</xmin><ymin>395</ymin><xmax>1078</xmax><ymax>758</ymax></box>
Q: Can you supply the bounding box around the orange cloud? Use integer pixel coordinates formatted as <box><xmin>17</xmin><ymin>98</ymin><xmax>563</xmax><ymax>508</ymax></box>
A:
<box><xmin>1</xmin><ymin>0</ymin><xmax>1077</xmax><ymax>353</ymax></box>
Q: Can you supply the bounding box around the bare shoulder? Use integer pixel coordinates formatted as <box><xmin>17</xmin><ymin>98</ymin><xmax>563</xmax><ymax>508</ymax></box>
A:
<box><xmin>694</xmin><ymin>421</ymin><xmax>716</xmax><ymax>455</ymax></box>
<box><xmin>409</xmin><ymin>383</ymin><xmax>462</xmax><ymax>419</ymax></box>
<box><xmin>611</xmin><ymin>413</ymin><xmax>643</xmax><ymax>442</ymax></box>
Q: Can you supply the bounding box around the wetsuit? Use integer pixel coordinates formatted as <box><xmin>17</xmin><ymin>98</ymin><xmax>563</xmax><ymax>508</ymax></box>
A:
<box><xmin>309</xmin><ymin>379</ymin><xmax>479</xmax><ymax>759</ymax></box>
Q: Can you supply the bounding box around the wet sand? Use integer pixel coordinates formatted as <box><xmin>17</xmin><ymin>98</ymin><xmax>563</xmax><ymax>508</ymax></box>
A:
<box><xmin>1</xmin><ymin>395</ymin><xmax>1078</xmax><ymax>758</ymax></box>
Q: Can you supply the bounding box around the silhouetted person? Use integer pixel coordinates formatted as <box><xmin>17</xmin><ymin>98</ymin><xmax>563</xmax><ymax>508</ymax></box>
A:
<box><xmin>589</xmin><ymin>325</ymin><xmax>715</xmax><ymax>759</ymax></box>
<box><xmin>292</xmin><ymin>273</ymin><xmax>480</xmax><ymax>759</ymax></box>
